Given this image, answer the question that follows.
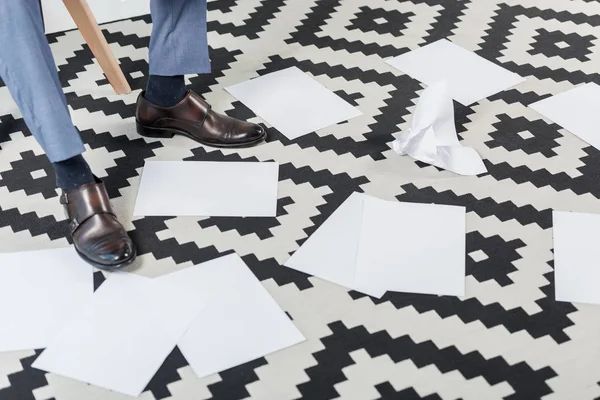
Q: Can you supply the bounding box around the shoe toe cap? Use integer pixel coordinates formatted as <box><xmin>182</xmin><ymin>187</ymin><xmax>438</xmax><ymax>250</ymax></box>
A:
<box><xmin>88</xmin><ymin>237</ymin><xmax>136</xmax><ymax>270</ymax></box>
<box><xmin>234</xmin><ymin>122</ymin><xmax>266</xmax><ymax>143</ymax></box>
<box><xmin>253</xmin><ymin>124</ymin><xmax>266</xmax><ymax>139</ymax></box>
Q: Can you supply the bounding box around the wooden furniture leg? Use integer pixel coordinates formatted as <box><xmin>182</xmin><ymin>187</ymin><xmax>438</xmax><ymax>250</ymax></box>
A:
<box><xmin>62</xmin><ymin>0</ymin><xmax>131</xmax><ymax>94</ymax></box>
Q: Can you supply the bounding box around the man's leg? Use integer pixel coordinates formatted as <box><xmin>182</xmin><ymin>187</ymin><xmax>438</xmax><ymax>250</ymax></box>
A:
<box><xmin>136</xmin><ymin>0</ymin><xmax>266</xmax><ymax>147</ymax></box>
<box><xmin>149</xmin><ymin>0</ymin><xmax>210</xmax><ymax>77</ymax></box>
<box><xmin>0</xmin><ymin>0</ymin><xmax>135</xmax><ymax>269</ymax></box>
<box><xmin>0</xmin><ymin>0</ymin><xmax>86</xmax><ymax>165</ymax></box>
<box><xmin>0</xmin><ymin>0</ymin><xmax>97</xmax><ymax>191</ymax></box>
<box><xmin>144</xmin><ymin>0</ymin><xmax>209</xmax><ymax>107</ymax></box>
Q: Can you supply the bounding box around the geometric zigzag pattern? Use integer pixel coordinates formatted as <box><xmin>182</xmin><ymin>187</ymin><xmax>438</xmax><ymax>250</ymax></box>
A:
<box><xmin>2</xmin><ymin>0</ymin><xmax>600</xmax><ymax>398</ymax></box>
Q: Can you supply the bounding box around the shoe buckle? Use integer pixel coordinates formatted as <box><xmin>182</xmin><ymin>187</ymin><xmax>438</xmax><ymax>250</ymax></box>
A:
<box><xmin>69</xmin><ymin>218</ymin><xmax>80</xmax><ymax>233</ymax></box>
<box><xmin>60</xmin><ymin>193</ymin><xmax>69</xmax><ymax>205</ymax></box>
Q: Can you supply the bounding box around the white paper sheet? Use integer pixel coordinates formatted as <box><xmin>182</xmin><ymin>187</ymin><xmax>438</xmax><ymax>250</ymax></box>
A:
<box><xmin>553</xmin><ymin>211</ymin><xmax>600</xmax><ymax>305</ymax></box>
<box><xmin>284</xmin><ymin>193</ymin><xmax>385</xmax><ymax>298</ymax></box>
<box><xmin>0</xmin><ymin>247</ymin><xmax>93</xmax><ymax>352</ymax></box>
<box><xmin>286</xmin><ymin>193</ymin><xmax>466</xmax><ymax>297</ymax></box>
<box><xmin>354</xmin><ymin>197</ymin><xmax>466</xmax><ymax>297</ymax></box>
<box><xmin>386</xmin><ymin>39</ymin><xmax>525</xmax><ymax>106</ymax></box>
<box><xmin>133</xmin><ymin>161</ymin><xmax>279</xmax><ymax>217</ymax></box>
<box><xmin>158</xmin><ymin>254</ymin><xmax>305</xmax><ymax>378</ymax></box>
<box><xmin>392</xmin><ymin>81</ymin><xmax>487</xmax><ymax>176</ymax></box>
<box><xmin>530</xmin><ymin>83</ymin><xmax>600</xmax><ymax>151</ymax></box>
<box><xmin>33</xmin><ymin>273</ymin><xmax>205</xmax><ymax>397</ymax></box>
<box><xmin>225</xmin><ymin>66</ymin><xmax>362</xmax><ymax>139</ymax></box>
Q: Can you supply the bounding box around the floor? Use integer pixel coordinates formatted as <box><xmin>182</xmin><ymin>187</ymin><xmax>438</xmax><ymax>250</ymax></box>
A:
<box><xmin>1</xmin><ymin>0</ymin><xmax>600</xmax><ymax>399</ymax></box>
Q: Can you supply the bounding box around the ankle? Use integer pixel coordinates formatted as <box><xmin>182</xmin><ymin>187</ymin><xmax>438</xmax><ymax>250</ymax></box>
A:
<box><xmin>145</xmin><ymin>75</ymin><xmax>187</xmax><ymax>107</ymax></box>
<box><xmin>53</xmin><ymin>155</ymin><xmax>95</xmax><ymax>191</ymax></box>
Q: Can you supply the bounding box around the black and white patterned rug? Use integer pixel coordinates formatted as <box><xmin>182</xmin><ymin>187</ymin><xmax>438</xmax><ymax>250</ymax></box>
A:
<box><xmin>2</xmin><ymin>0</ymin><xmax>600</xmax><ymax>399</ymax></box>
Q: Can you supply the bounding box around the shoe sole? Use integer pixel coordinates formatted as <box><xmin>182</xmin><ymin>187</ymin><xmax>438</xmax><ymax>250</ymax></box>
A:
<box><xmin>75</xmin><ymin>245</ymin><xmax>138</xmax><ymax>272</ymax></box>
<box><xmin>136</xmin><ymin>121</ymin><xmax>267</xmax><ymax>148</ymax></box>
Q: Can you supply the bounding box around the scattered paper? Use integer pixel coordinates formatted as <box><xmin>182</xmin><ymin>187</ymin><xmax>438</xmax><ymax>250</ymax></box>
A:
<box><xmin>354</xmin><ymin>197</ymin><xmax>466</xmax><ymax>297</ymax></box>
<box><xmin>392</xmin><ymin>81</ymin><xmax>487</xmax><ymax>176</ymax></box>
<box><xmin>0</xmin><ymin>247</ymin><xmax>92</xmax><ymax>352</ymax></box>
<box><xmin>386</xmin><ymin>39</ymin><xmax>525</xmax><ymax>106</ymax></box>
<box><xmin>225</xmin><ymin>66</ymin><xmax>362</xmax><ymax>139</ymax></box>
<box><xmin>33</xmin><ymin>273</ymin><xmax>205</xmax><ymax>397</ymax></box>
<box><xmin>158</xmin><ymin>254</ymin><xmax>305</xmax><ymax>378</ymax></box>
<box><xmin>553</xmin><ymin>211</ymin><xmax>600</xmax><ymax>305</ymax></box>
<box><xmin>285</xmin><ymin>193</ymin><xmax>466</xmax><ymax>298</ymax></box>
<box><xmin>134</xmin><ymin>161</ymin><xmax>279</xmax><ymax>217</ymax></box>
<box><xmin>285</xmin><ymin>193</ymin><xmax>385</xmax><ymax>298</ymax></box>
<box><xmin>530</xmin><ymin>83</ymin><xmax>600</xmax><ymax>151</ymax></box>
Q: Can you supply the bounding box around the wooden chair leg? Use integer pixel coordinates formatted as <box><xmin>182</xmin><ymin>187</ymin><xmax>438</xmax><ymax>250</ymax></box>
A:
<box><xmin>62</xmin><ymin>0</ymin><xmax>131</xmax><ymax>95</ymax></box>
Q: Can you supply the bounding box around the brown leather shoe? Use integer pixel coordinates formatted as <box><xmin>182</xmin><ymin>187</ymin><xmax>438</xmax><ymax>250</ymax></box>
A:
<box><xmin>135</xmin><ymin>90</ymin><xmax>266</xmax><ymax>148</ymax></box>
<box><xmin>60</xmin><ymin>178</ymin><xmax>136</xmax><ymax>270</ymax></box>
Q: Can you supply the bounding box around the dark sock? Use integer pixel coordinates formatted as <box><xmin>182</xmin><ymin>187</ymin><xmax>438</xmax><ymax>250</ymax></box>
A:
<box><xmin>144</xmin><ymin>75</ymin><xmax>187</xmax><ymax>107</ymax></box>
<box><xmin>53</xmin><ymin>155</ymin><xmax>94</xmax><ymax>191</ymax></box>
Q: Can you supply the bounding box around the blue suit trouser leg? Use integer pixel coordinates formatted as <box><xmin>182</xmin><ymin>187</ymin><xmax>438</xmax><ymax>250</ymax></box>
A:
<box><xmin>0</xmin><ymin>0</ymin><xmax>85</xmax><ymax>163</ymax></box>
<box><xmin>149</xmin><ymin>0</ymin><xmax>210</xmax><ymax>76</ymax></box>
